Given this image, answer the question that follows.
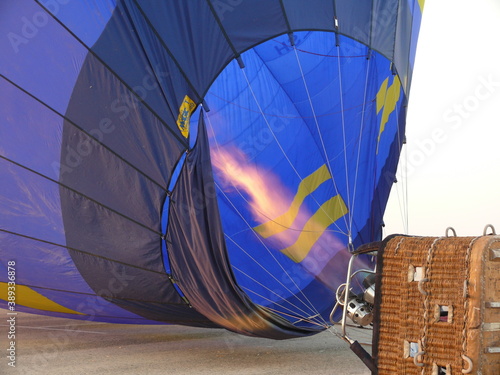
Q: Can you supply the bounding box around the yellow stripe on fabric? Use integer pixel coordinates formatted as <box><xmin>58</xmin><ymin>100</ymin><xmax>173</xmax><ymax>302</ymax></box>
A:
<box><xmin>280</xmin><ymin>195</ymin><xmax>348</xmax><ymax>263</ymax></box>
<box><xmin>0</xmin><ymin>282</ymin><xmax>84</xmax><ymax>315</ymax></box>
<box><xmin>376</xmin><ymin>76</ymin><xmax>401</xmax><ymax>153</ymax></box>
<box><xmin>254</xmin><ymin>164</ymin><xmax>331</xmax><ymax>239</ymax></box>
<box><xmin>418</xmin><ymin>0</ymin><xmax>425</xmax><ymax>13</ymax></box>
<box><xmin>376</xmin><ymin>77</ymin><xmax>389</xmax><ymax>114</ymax></box>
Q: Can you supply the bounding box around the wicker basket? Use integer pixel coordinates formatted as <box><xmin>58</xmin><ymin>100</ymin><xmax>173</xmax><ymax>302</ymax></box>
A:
<box><xmin>372</xmin><ymin>235</ymin><xmax>500</xmax><ymax>374</ymax></box>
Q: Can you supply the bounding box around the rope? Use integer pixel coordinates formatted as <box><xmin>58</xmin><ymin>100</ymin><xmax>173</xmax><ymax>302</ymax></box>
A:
<box><xmin>217</xmin><ymin>183</ymin><xmax>331</xmax><ymax>327</ymax></box>
<box><xmin>206</xmin><ymin>108</ymin><xmax>346</xmax><ymax>236</ymax></box>
<box><xmin>395</xmin><ymin>186</ymin><xmax>406</xmax><ymax>234</ymax></box>
<box><xmin>206</xmin><ymin>111</ymin><xmax>339</xmax><ymax>327</ymax></box>
<box><xmin>240</xmin><ymin>285</ymin><xmax>329</xmax><ymax>329</ymax></box>
<box><xmin>394</xmin><ymin>97</ymin><xmax>409</xmax><ymax>234</ymax></box>
<box><xmin>403</xmin><ymin>130</ymin><xmax>409</xmax><ymax>234</ymax></box>
<box><xmin>209</xmin><ymin>91</ymin><xmax>375</xmax><ymax>120</ymax></box>
<box><xmin>272</xmin><ymin>39</ymin><xmax>368</xmax><ymax>58</ymax></box>
<box><xmin>291</xmin><ymin>46</ymin><xmax>349</xmax><ymax>235</ymax></box>
<box><xmin>394</xmin><ymin>236</ymin><xmax>406</xmax><ymax>255</ymax></box>
<box><xmin>241</xmin><ymin>69</ymin><xmax>303</xmax><ymax>182</ymax></box>
<box><xmin>264</xmin><ymin>305</ymin><xmax>328</xmax><ymax>329</ymax></box>
<box><xmin>335</xmin><ymin>46</ymin><xmax>352</xmax><ymax>241</ymax></box>
<box><xmin>208</xmin><ymin>104</ymin><xmax>333</xmax><ymax>323</ymax></box>
<box><xmin>231</xmin><ymin>264</ymin><xmax>326</xmax><ymax>326</ymax></box>
<box><xmin>241</xmin><ymin>66</ymin><xmax>348</xmax><ymax>236</ymax></box>
<box><xmin>421</xmin><ymin>237</ymin><xmax>442</xmax><ymax>350</ymax></box>
<box><xmin>349</xmin><ymin>52</ymin><xmax>372</xmax><ymax>233</ymax></box>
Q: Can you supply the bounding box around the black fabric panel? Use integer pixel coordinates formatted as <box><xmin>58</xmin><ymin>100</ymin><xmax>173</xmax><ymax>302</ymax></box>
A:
<box><xmin>166</xmin><ymin>112</ymin><xmax>321</xmax><ymax>339</ymax></box>
<box><xmin>67</xmin><ymin>250</ymin><xmax>216</xmax><ymax>326</ymax></box>
<box><xmin>61</xmin><ymin>52</ymin><xmax>185</xmax><ymax>186</ymax></box>
<box><xmin>105</xmin><ymin>298</ymin><xmax>218</xmax><ymax>328</ymax></box>
<box><xmin>91</xmin><ymin>0</ymin><xmax>191</xmax><ymax>138</ymax></box>
<box><xmin>58</xmin><ymin>156</ymin><xmax>213</xmax><ymax>324</ymax></box>
<box><xmin>132</xmin><ymin>0</ymin><xmax>234</xmax><ymax>99</ymax></box>
<box><xmin>58</xmin><ymin>37</ymin><xmax>212</xmax><ymax>325</ymax></box>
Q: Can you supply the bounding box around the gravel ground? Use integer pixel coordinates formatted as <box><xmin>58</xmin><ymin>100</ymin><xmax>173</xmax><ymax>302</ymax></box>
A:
<box><xmin>1</xmin><ymin>311</ymin><xmax>372</xmax><ymax>375</ymax></box>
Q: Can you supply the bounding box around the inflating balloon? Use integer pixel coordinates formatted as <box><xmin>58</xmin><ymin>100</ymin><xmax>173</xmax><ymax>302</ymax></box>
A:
<box><xmin>1</xmin><ymin>0</ymin><xmax>424</xmax><ymax>339</ymax></box>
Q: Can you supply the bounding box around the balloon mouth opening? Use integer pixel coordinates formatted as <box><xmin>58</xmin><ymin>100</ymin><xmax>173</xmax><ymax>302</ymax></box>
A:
<box><xmin>200</xmin><ymin>30</ymin><xmax>378</xmax><ymax>329</ymax></box>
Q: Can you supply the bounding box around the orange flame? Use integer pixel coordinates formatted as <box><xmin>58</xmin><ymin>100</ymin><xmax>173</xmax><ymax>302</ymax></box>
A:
<box><xmin>211</xmin><ymin>145</ymin><xmax>341</xmax><ymax>255</ymax></box>
<box><xmin>211</xmin><ymin>145</ymin><xmax>294</xmax><ymax>226</ymax></box>
<box><xmin>210</xmin><ymin>143</ymin><xmax>361</xmax><ymax>289</ymax></box>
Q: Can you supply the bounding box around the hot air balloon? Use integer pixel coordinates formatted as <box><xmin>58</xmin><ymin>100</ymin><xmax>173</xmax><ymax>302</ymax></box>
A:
<box><xmin>1</xmin><ymin>0</ymin><xmax>424</xmax><ymax>340</ymax></box>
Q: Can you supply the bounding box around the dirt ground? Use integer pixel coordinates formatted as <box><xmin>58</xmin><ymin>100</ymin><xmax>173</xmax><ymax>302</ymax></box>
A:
<box><xmin>0</xmin><ymin>311</ymin><xmax>372</xmax><ymax>375</ymax></box>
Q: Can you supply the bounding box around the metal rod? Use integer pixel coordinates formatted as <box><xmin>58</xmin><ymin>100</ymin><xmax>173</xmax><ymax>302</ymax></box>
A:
<box><xmin>341</xmin><ymin>253</ymin><xmax>358</xmax><ymax>339</ymax></box>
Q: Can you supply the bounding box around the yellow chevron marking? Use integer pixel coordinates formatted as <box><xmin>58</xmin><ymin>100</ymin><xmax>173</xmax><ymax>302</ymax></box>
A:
<box><xmin>376</xmin><ymin>76</ymin><xmax>401</xmax><ymax>153</ymax></box>
<box><xmin>0</xmin><ymin>282</ymin><xmax>84</xmax><ymax>315</ymax></box>
<box><xmin>280</xmin><ymin>195</ymin><xmax>348</xmax><ymax>263</ymax></box>
<box><xmin>376</xmin><ymin>78</ymin><xmax>389</xmax><ymax>114</ymax></box>
<box><xmin>254</xmin><ymin>164</ymin><xmax>331</xmax><ymax>238</ymax></box>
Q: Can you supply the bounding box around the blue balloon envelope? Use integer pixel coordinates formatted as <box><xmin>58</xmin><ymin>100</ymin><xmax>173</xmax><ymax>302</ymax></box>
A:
<box><xmin>0</xmin><ymin>0</ymin><xmax>424</xmax><ymax>339</ymax></box>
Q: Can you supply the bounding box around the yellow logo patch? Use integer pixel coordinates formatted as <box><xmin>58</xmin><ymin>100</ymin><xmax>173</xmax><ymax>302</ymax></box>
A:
<box><xmin>176</xmin><ymin>95</ymin><xmax>196</xmax><ymax>138</ymax></box>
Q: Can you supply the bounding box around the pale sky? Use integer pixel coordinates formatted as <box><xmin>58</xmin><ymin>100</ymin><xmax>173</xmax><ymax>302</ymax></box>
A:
<box><xmin>384</xmin><ymin>0</ymin><xmax>500</xmax><ymax>237</ymax></box>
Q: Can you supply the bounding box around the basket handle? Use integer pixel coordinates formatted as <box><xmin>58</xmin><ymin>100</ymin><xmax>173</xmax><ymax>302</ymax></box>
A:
<box><xmin>483</xmin><ymin>224</ymin><xmax>496</xmax><ymax>236</ymax></box>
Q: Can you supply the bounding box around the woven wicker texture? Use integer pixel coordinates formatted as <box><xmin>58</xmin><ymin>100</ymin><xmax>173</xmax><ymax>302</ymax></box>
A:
<box><xmin>376</xmin><ymin>236</ymin><xmax>477</xmax><ymax>374</ymax></box>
